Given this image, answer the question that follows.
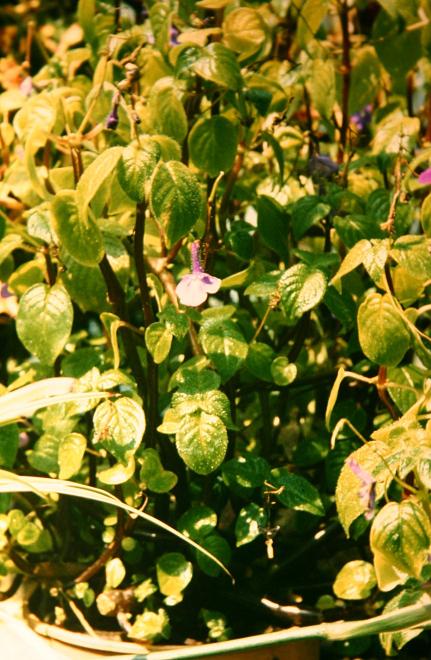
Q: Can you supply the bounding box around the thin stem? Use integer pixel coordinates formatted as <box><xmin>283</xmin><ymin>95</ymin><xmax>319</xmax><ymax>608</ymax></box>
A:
<box><xmin>377</xmin><ymin>365</ymin><xmax>400</xmax><ymax>420</ymax></box>
<box><xmin>135</xmin><ymin>202</ymin><xmax>153</xmax><ymax>327</ymax></box>
<box><xmin>203</xmin><ymin>171</ymin><xmax>225</xmax><ymax>270</ymax></box>
<box><xmin>99</xmin><ymin>255</ymin><xmax>147</xmax><ymax>398</ymax></box>
<box><xmin>44</xmin><ymin>246</ymin><xmax>56</xmax><ymax>286</ymax></box>
<box><xmin>380</xmin><ymin>153</ymin><xmax>402</xmax><ymax>233</ymax></box>
<box><xmin>288</xmin><ymin>312</ymin><xmax>310</xmax><ymax>362</ymax></box>
<box><xmin>74</xmin><ymin>509</ymin><xmax>125</xmax><ymax>584</ymax></box>
<box><xmin>338</xmin><ymin>0</ymin><xmax>351</xmax><ymax>162</ymax></box>
<box><xmin>135</xmin><ymin>201</ymin><xmax>158</xmax><ymax>448</ymax></box>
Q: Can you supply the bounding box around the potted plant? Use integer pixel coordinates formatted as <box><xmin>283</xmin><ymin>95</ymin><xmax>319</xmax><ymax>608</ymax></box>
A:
<box><xmin>1</xmin><ymin>1</ymin><xmax>431</xmax><ymax>658</ymax></box>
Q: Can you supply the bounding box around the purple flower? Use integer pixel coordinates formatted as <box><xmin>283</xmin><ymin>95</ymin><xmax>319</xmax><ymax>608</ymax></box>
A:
<box><xmin>351</xmin><ymin>104</ymin><xmax>372</xmax><ymax>132</ymax></box>
<box><xmin>308</xmin><ymin>154</ymin><xmax>339</xmax><ymax>177</ymax></box>
<box><xmin>176</xmin><ymin>241</ymin><xmax>221</xmax><ymax>307</ymax></box>
<box><xmin>347</xmin><ymin>458</ymin><xmax>376</xmax><ymax>520</ymax></box>
<box><xmin>418</xmin><ymin>167</ymin><xmax>431</xmax><ymax>185</ymax></box>
<box><xmin>170</xmin><ymin>26</ymin><xmax>180</xmax><ymax>46</ymax></box>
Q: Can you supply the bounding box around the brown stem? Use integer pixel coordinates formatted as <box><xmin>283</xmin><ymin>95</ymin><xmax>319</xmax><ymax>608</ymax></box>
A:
<box><xmin>377</xmin><ymin>366</ymin><xmax>399</xmax><ymax>420</ymax></box>
<box><xmin>381</xmin><ymin>154</ymin><xmax>402</xmax><ymax>234</ymax></box>
<box><xmin>406</xmin><ymin>71</ymin><xmax>414</xmax><ymax>118</ymax></box>
<box><xmin>44</xmin><ymin>246</ymin><xmax>57</xmax><ymax>286</ymax></box>
<box><xmin>288</xmin><ymin>312</ymin><xmax>310</xmax><ymax>363</ymax></box>
<box><xmin>99</xmin><ymin>255</ymin><xmax>147</xmax><ymax>398</ymax></box>
<box><xmin>135</xmin><ymin>201</ymin><xmax>158</xmax><ymax>448</ymax></box>
<box><xmin>75</xmin><ymin>508</ymin><xmax>125</xmax><ymax>584</ymax></box>
<box><xmin>425</xmin><ymin>90</ymin><xmax>431</xmax><ymax>142</ymax></box>
<box><xmin>134</xmin><ymin>202</ymin><xmax>153</xmax><ymax>327</ymax></box>
<box><xmin>338</xmin><ymin>1</ymin><xmax>351</xmax><ymax>162</ymax></box>
<box><xmin>114</xmin><ymin>0</ymin><xmax>121</xmax><ymax>33</ymax></box>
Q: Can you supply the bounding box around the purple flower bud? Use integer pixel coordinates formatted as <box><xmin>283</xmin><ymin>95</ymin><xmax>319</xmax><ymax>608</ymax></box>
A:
<box><xmin>106</xmin><ymin>106</ymin><xmax>119</xmax><ymax>130</ymax></box>
<box><xmin>308</xmin><ymin>154</ymin><xmax>339</xmax><ymax>177</ymax></box>
<box><xmin>176</xmin><ymin>240</ymin><xmax>221</xmax><ymax>307</ymax></box>
<box><xmin>170</xmin><ymin>26</ymin><xmax>180</xmax><ymax>46</ymax></box>
<box><xmin>350</xmin><ymin>104</ymin><xmax>372</xmax><ymax>132</ymax></box>
<box><xmin>418</xmin><ymin>167</ymin><xmax>431</xmax><ymax>185</ymax></box>
<box><xmin>106</xmin><ymin>91</ymin><xmax>121</xmax><ymax>130</ymax></box>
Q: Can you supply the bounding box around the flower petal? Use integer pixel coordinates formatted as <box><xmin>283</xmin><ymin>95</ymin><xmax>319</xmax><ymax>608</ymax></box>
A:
<box><xmin>418</xmin><ymin>168</ymin><xmax>431</xmax><ymax>185</ymax></box>
<box><xmin>199</xmin><ymin>273</ymin><xmax>221</xmax><ymax>294</ymax></box>
<box><xmin>176</xmin><ymin>275</ymin><xmax>208</xmax><ymax>307</ymax></box>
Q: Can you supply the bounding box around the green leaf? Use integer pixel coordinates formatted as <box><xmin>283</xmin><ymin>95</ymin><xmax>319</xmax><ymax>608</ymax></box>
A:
<box><xmin>256</xmin><ymin>196</ymin><xmax>289</xmax><ymax>259</ymax></box>
<box><xmin>199</xmin><ymin>319</ymin><xmax>248</xmax><ymax>382</ymax></box>
<box><xmin>16</xmin><ymin>521</ymin><xmax>42</xmax><ymax>547</ymax></box>
<box><xmin>331</xmin><ymin>239</ymin><xmax>372</xmax><ymax>291</ymax></box>
<box><xmin>118</xmin><ymin>138</ymin><xmax>162</xmax><ymax>203</ymax></box>
<box><xmin>245</xmin><ymin>342</ymin><xmax>275</xmax><ymax>382</ymax></box>
<box><xmin>235</xmin><ymin>503</ymin><xmax>267</xmax><ymax>547</ymax></box>
<box><xmin>261</xmin><ymin>132</ymin><xmax>285</xmax><ymax>187</ymax></box>
<box><xmin>0</xmin><ymin>424</ymin><xmax>19</xmax><ymax>469</ymax></box>
<box><xmin>245</xmin><ymin>271</ymin><xmax>280</xmax><ymax>298</ymax></box>
<box><xmin>139</xmin><ymin>448</ymin><xmax>178</xmax><ymax>493</ymax></box>
<box><xmin>333</xmin><ymin>214</ymin><xmax>385</xmax><ymax>248</ymax></box>
<box><xmin>0</xmin><ymin>234</ymin><xmax>23</xmax><ymax>265</ymax></box>
<box><xmin>58</xmin><ymin>433</ymin><xmax>87</xmax><ymax>480</ymax></box>
<box><xmin>222</xmin><ymin>7</ymin><xmax>267</xmax><ymax>57</ymax></box>
<box><xmin>51</xmin><ymin>191</ymin><xmax>104</xmax><ymax>267</ymax></box>
<box><xmin>150</xmin><ymin>161</ymin><xmax>202</xmax><ymax>245</ymax></box>
<box><xmin>420</xmin><ymin>192</ymin><xmax>431</xmax><ymax>236</ymax></box>
<box><xmin>149</xmin><ymin>80</ymin><xmax>188</xmax><ymax>143</ymax></box>
<box><xmin>76</xmin><ymin>146</ymin><xmax>123</xmax><ymax>215</ymax></box>
<box><xmin>145</xmin><ymin>322</ymin><xmax>173</xmax><ymax>364</ymax></box>
<box><xmin>150</xmin><ymin>1</ymin><xmax>171</xmax><ymax>53</ymax></box>
<box><xmin>170</xmin><ymin>362</ymin><xmax>221</xmax><ymax>394</ymax></box>
<box><xmin>157</xmin><ymin>552</ymin><xmax>193</xmax><ymax>604</ymax></box>
<box><xmin>333</xmin><ymin>560</ymin><xmax>377</xmax><ymax>600</ymax></box>
<box><xmin>279</xmin><ymin>264</ymin><xmax>327</xmax><ymax>324</ymax></box>
<box><xmin>296</xmin><ymin>0</ymin><xmax>330</xmax><ymax>46</ymax></box>
<box><xmin>357</xmin><ymin>293</ymin><xmax>410</xmax><ymax>367</ymax></box>
<box><xmin>129</xmin><ymin>609</ymin><xmax>170</xmax><ymax>642</ymax></box>
<box><xmin>172</xmin><ymin>389</ymin><xmax>235</xmax><ymax>429</ymax></box>
<box><xmin>391</xmin><ymin>235</ymin><xmax>431</xmax><ymax>280</ymax></box>
<box><xmin>151</xmin><ymin>135</ymin><xmax>182</xmax><ymax>162</ymax></box>
<box><xmin>196</xmin><ymin>533</ymin><xmax>231</xmax><ymax>577</ymax></box>
<box><xmin>270</xmin><ymin>357</ymin><xmax>297</xmax><ymax>386</ymax></box>
<box><xmin>105</xmin><ymin>557</ymin><xmax>126</xmax><ymax>589</ymax></box>
<box><xmin>27</xmin><ymin>434</ymin><xmax>59</xmax><ymax>474</ymax></box>
<box><xmin>372</xmin><ymin>111</ymin><xmax>420</xmax><ymax>155</ymax></box>
<box><xmin>158</xmin><ymin>304</ymin><xmax>188</xmax><ymax>339</ymax></box>
<box><xmin>387</xmin><ymin>365</ymin><xmax>424</xmax><ymax>414</ymax></box>
<box><xmin>335</xmin><ymin>441</ymin><xmax>394</xmax><ymax>536</ymax></box>
<box><xmin>348</xmin><ymin>46</ymin><xmax>381</xmax><ymax>115</ymax></box>
<box><xmin>188</xmin><ymin>116</ymin><xmax>237</xmax><ymax>177</ymax></box>
<box><xmin>192</xmin><ymin>43</ymin><xmax>243</xmax><ymax>90</ymax></box>
<box><xmin>308</xmin><ymin>59</ymin><xmax>336</xmax><ymax>119</ymax></box>
<box><xmin>222</xmin><ymin>455</ymin><xmax>270</xmax><ymax>497</ymax></box>
<box><xmin>93</xmin><ymin>397</ymin><xmax>145</xmax><ymax>463</ymax></box>
<box><xmin>77</xmin><ymin>0</ymin><xmax>97</xmax><ymax>46</ymax></box>
<box><xmin>177</xmin><ymin>505</ymin><xmax>217</xmax><ymax>540</ymax></box>
<box><xmin>97</xmin><ymin>455</ymin><xmax>136</xmax><ymax>485</ymax></box>
<box><xmin>269</xmin><ymin>467</ymin><xmax>324</xmax><ymax>516</ymax></box>
<box><xmin>370</xmin><ymin>500</ymin><xmax>431</xmax><ymax>590</ymax></box>
<box><xmin>16</xmin><ymin>283</ymin><xmax>73</xmax><ymax>365</ymax></box>
<box><xmin>176</xmin><ymin>411</ymin><xmax>228</xmax><ymax>475</ymax></box>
